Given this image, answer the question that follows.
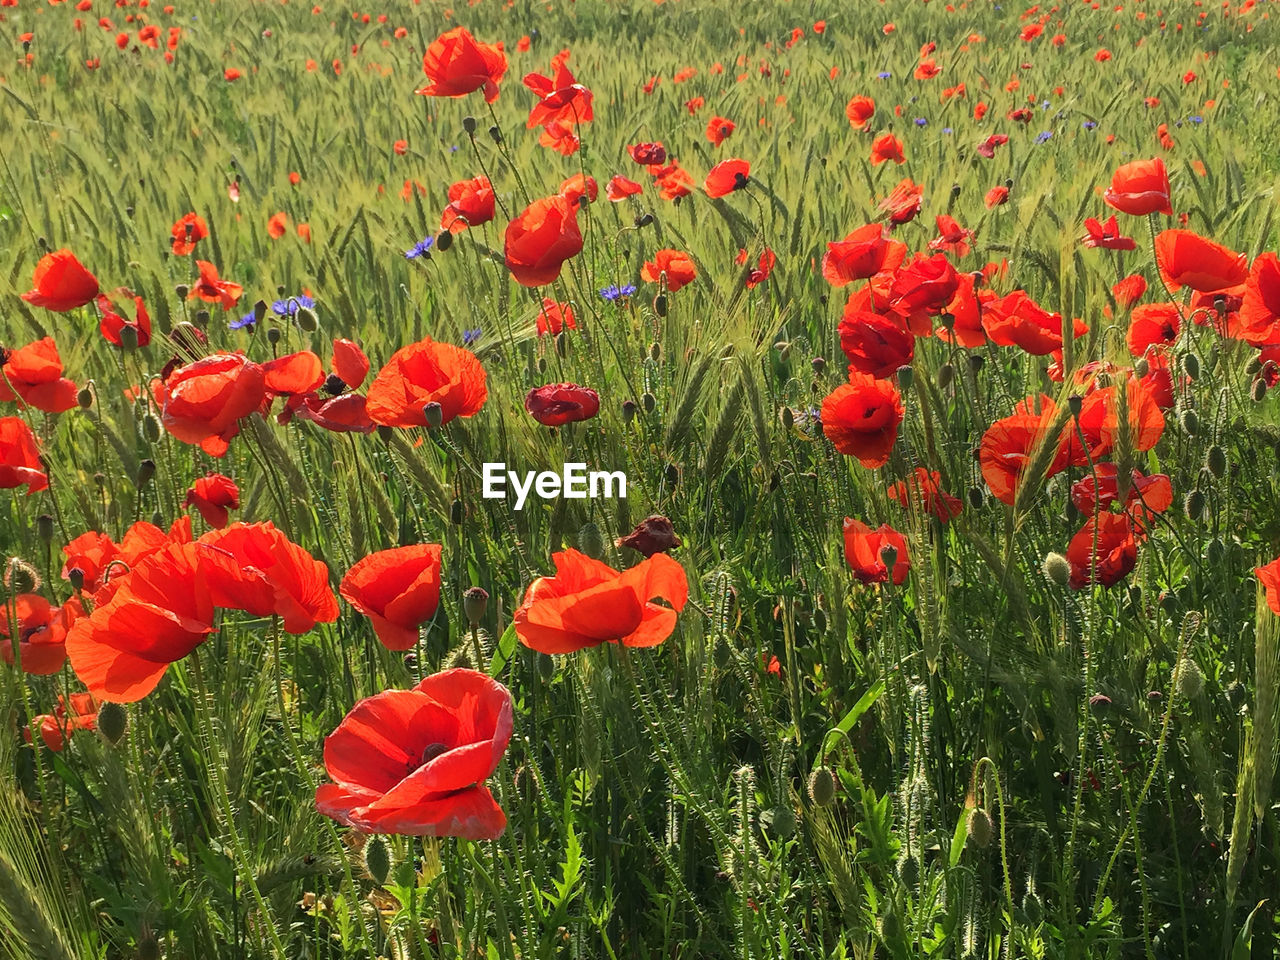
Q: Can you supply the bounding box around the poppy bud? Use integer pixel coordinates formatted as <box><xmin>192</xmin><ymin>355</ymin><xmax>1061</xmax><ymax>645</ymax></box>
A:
<box><xmin>654</xmin><ymin>294</ymin><xmax>668</xmax><ymax>317</ymax></box>
<box><xmin>555</xmin><ymin>332</ymin><xmax>568</xmax><ymax>357</ymax></box>
<box><xmin>463</xmin><ymin>586</ymin><xmax>488</xmax><ymax>627</ymax></box>
<box><xmin>636</xmin><ymin>212</ymin><xmax>654</xmax><ymax>228</ymax></box>
<box><xmin>364</xmin><ymin>837</ymin><xmax>391</xmax><ymax>886</ymax></box>
<box><xmin>513</xmin><ymin>763</ymin><xmax>539</xmax><ymax>802</ymax></box>
<box><xmin>36</xmin><ymin>514</ymin><xmax>54</xmax><ymax>542</ymax></box>
<box><xmin>1247</xmin><ymin>356</ymin><xmax>1264</xmax><ymax>376</ymax></box>
<box><xmin>1182</xmin><ymin>353</ymin><xmax>1200</xmax><ymax>381</ymax></box>
<box><xmin>966</xmin><ymin>807</ymin><xmax>993</xmax><ymax>848</ymax></box>
<box><xmin>267</xmin><ymin>327</ymin><xmax>282</xmax><ymax>345</ymax></box>
<box><xmin>275</xmin><ymin>284</ymin><xmax>286</xmax><ymax>296</ymax></box>
<box><xmin>622</xmin><ymin>399</ymin><xmax>637</xmax><ymax>422</ymax></box>
<box><xmin>811</xmin><ymin>356</ymin><xmax>826</xmax><ymax>375</ymax></box>
<box><xmin>1253</xmin><ymin>378</ymin><xmax>1268</xmax><ymax>403</ymax></box>
<box><xmin>137</xmin><ymin>931</ymin><xmax>160</xmax><ymax>960</ymax></box>
<box><xmin>649</xmin><ymin>341</ymin><xmax>662</xmax><ymax>362</ymax></box>
<box><xmin>967</xmin><ymin>486</ymin><xmax>985</xmax><ymax>510</ymax></box>
<box><xmin>936</xmin><ymin>363</ymin><xmax>954</xmax><ymax>390</ymax></box>
<box><xmin>5</xmin><ymin>557</ymin><xmax>39</xmax><ymax>595</ymax></box>
<box><xmin>807</xmin><ymin>767</ymin><xmax>837</xmax><ymax>807</ymax></box>
<box><xmin>296</xmin><ymin>307</ymin><xmax>319</xmax><ymax>332</ymax></box>
<box><xmin>642</xmin><ymin>392</ymin><xmax>656</xmax><ymax>414</ymax></box>
<box><xmin>1042</xmin><ymin>552</ymin><xmax>1071</xmax><ymax>587</ymax></box>
<box><xmin>194</xmin><ymin>310</ymin><xmax>210</xmax><ymax>327</ymax></box>
<box><xmin>537</xmin><ymin>653</ymin><xmax>556</xmax><ymax>681</ymax></box>
<box><xmin>68</xmin><ymin>567</ymin><xmax>85</xmax><ymax>592</ymax></box>
<box><xmin>37</xmin><ymin>236</ymin><xmax>49</xmax><ymax>253</ymax></box>
<box><xmin>968</xmin><ymin>354</ymin><xmax>984</xmax><ymax>374</ymax></box>
<box><xmin>1177</xmin><ymin>658</ymin><xmax>1204</xmax><ymax>700</ymax></box>
<box><xmin>125</xmin><ymin>206</ymin><xmax>135</xmax><ymax>219</ymax></box>
<box><xmin>536</xmin><ymin>356</ymin><xmax>547</xmax><ymax>374</ymax></box>
<box><xmin>779</xmin><ymin>406</ymin><xmax>794</xmax><ymax>429</ymax></box>
<box><xmin>896</xmin><ymin>365</ymin><xmax>913</xmax><ymax>391</ymax></box>
<box><xmin>377</xmin><ymin>425</ymin><xmax>395</xmax><ymax>443</ymax></box>
<box><xmin>1067</xmin><ymin>394</ymin><xmax>1083</xmax><ymax>418</ymax></box>
<box><xmin>1004</xmin><ymin>177</ymin><xmax>1014</xmax><ymax>189</ymax></box>
<box><xmin>97</xmin><ymin>701</ymin><xmax>128</xmax><ymax>746</ymax></box>
<box><xmin>762</xmin><ymin>805</ymin><xmax>796</xmax><ymax>840</ymax></box>
<box><xmin>1089</xmin><ymin>693</ymin><xmax>1112</xmax><ymax>715</ymax></box>
<box><xmin>136</xmin><ymin>459</ymin><xmax>156</xmax><ymax>488</ymax></box>
<box><xmin>174</xmin><ymin>284</ymin><xmax>190</xmax><ymax>298</ymax></box>
<box><xmin>463</xmin><ymin>115</ymin><xmax>477</xmax><ymax>134</ymax></box>
<box><xmin>1206</xmin><ymin>445</ymin><xmax>1227</xmax><ymax>478</ymax></box>
<box><xmin>578</xmin><ymin>522</ymin><xmax>605</xmax><ymax>559</ymax></box>
<box><xmin>1133</xmin><ymin>356</ymin><xmax>1149</xmax><ymax>378</ymax></box>
<box><xmin>712</xmin><ymin>637</ymin><xmax>732</xmax><ymax>669</ymax></box>
<box><xmin>664</xmin><ymin>463</ymin><xmax>680</xmax><ymax>486</ymax></box>
<box><xmin>450</xmin><ymin>498</ymin><xmax>463</xmax><ymax>525</ymax></box>
<box><xmin>488</xmin><ymin>124</ymin><xmax>502</xmax><ymax>143</ymax></box>
<box><xmin>139</xmin><ymin>414</ymin><xmax>161</xmax><ymax>442</ymax></box>
<box><xmin>1180</xmin><ymin>409</ymin><xmax>1198</xmax><ymax>435</ymax></box>
<box><xmin>119</xmin><ymin>324</ymin><xmax>139</xmax><ymax>352</ymax></box>
<box><xmin>1207</xmin><ymin>537</ymin><xmax>1225</xmax><ymax>567</ymax></box>
<box><xmin>422</xmin><ymin>402</ymin><xmax>444</xmax><ymax>429</ymax></box>
<box><xmin>1183</xmin><ymin>489</ymin><xmax>1205</xmax><ymax>520</ymax></box>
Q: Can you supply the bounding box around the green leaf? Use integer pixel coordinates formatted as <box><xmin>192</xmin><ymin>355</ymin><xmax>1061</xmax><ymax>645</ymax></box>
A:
<box><xmin>488</xmin><ymin>622</ymin><xmax>519</xmax><ymax>677</ymax></box>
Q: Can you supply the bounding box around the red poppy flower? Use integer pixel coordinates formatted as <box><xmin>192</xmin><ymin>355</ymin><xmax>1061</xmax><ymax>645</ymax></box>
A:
<box><xmin>263</xmin><ymin>351</ymin><xmax>325</xmax><ymax>398</ymax></box>
<box><xmin>415</xmin><ymin>26</ymin><xmax>507</xmax><ymax>103</ymax></box>
<box><xmin>979</xmin><ymin>395</ymin><xmax>1069</xmax><ymax>505</ymax></box>
<box><xmin>0</xmin><ymin>338</ymin><xmax>79</xmax><ymax>414</ymax></box>
<box><xmin>706</xmin><ymin>115</ymin><xmax>736</xmax><ymax>146</ymax></box>
<box><xmin>704</xmin><ymin>159</ymin><xmax>750</xmax><ymax>198</ymax></box>
<box><xmin>641</xmin><ymin>249</ymin><xmax>697</xmax><ymax>292</ymax></box>
<box><xmin>1069</xmin><ymin>464</ymin><xmax>1173</xmax><ymax>523</ymax></box>
<box><xmin>1081</xmin><ymin>215</ymin><xmax>1136</xmax><ymax>251</ymax></box>
<box><xmin>887</xmin><ymin>469</ymin><xmax>963</xmax><ymax>523</ymax></box>
<box><xmin>628</xmin><ymin>142</ymin><xmax>666</xmax><ymax>166</ymax></box>
<box><xmin>26</xmin><ymin>692</ymin><xmax>98</xmax><ymax>752</ymax></box>
<box><xmin>525</xmin><ymin>383</ymin><xmax>600</xmax><ymax>426</ymax></box>
<box><xmin>936</xmin><ymin>274</ymin><xmax>986</xmax><ymax>348</ymax></box>
<box><xmin>365</xmin><ymin>338</ymin><xmax>488</xmax><ymax>429</ymax></box>
<box><xmin>332</xmin><ymin>338</ymin><xmax>370</xmax><ymax>389</ymax></box>
<box><xmin>976</xmin><ymin>134</ymin><xmax>1009</xmax><ymax>159</ymax></box>
<box><xmin>523</xmin><ymin>49</ymin><xmax>593</xmax><ymax>132</ymax></box>
<box><xmin>339</xmin><ymin>544</ymin><xmax>443</xmax><ymax>651</ymax></box>
<box><xmin>985</xmin><ymin>186</ymin><xmax>1009</xmax><ymax>208</ymax></box>
<box><xmin>929</xmin><ymin>214</ymin><xmax>973</xmax><ymax>259</ymax></box>
<box><xmin>199</xmin><ymin>522</ymin><xmax>339</xmax><ymax>634</ymax></box>
<box><xmin>618</xmin><ymin>515</ymin><xmax>682</xmax><ymax>557</ymax></box>
<box><xmin>440</xmin><ymin>175</ymin><xmax>496</xmax><ymax>233</ymax></box>
<box><xmin>889</xmin><ymin>253</ymin><xmax>960</xmax><ymax>329</ymax></box>
<box><xmin>559</xmin><ymin>173</ymin><xmax>598</xmax><ymax>207</ymax></box>
<box><xmin>170</xmin><ymin>212</ymin><xmax>209</xmax><ymax>255</ymax></box>
<box><xmin>870</xmin><ymin>133</ymin><xmax>905</xmax><ymax>165</ymax></box>
<box><xmin>1255</xmin><ymin>557</ymin><xmax>1280</xmax><ymax>616</ymax></box>
<box><xmin>1240</xmin><ymin>252</ymin><xmax>1280</xmax><ymax>344</ymax></box>
<box><xmin>514</xmin><ymin>549</ymin><xmax>688</xmax><ymax>654</ymax></box>
<box><xmin>845</xmin><ymin>95</ymin><xmax>875</xmax><ymax>129</ymax></box>
<box><xmin>21</xmin><ymin>249</ymin><xmax>100</xmax><ymax>312</ymax></box>
<box><xmin>820</xmin><ymin>372</ymin><xmax>904</xmax><ymax>468</ymax></box>
<box><xmin>606</xmin><ymin>175</ymin><xmax>643</xmax><ymax>202</ymax></box>
<box><xmin>1154</xmin><ymin>229</ymin><xmax>1248</xmax><ymax>293</ymax></box>
<box><xmin>61</xmin><ymin>531</ymin><xmax>122</xmax><ymax>595</ymax></box>
<box><xmin>744</xmin><ymin>248</ymin><xmax>776</xmax><ymax>289</ymax></box>
<box><xmin>654</xmin><ymin>165</ymin><xmax>695</xmax><ymax>201</ymax></box>
<box><xmin>842</xmin><ymin>518</ymin><xmax>910</xmax><ymax>585</ymax></box>
<box><xmin>292</xmin><ymin>394</ymin><xmax>376</xmax><ymax>434</ymax></box>
<box><xmin>536</xmin><ymin>298</ymin><xmax>576</xmax><ymax>336</ymax></box>
<box><xmin>1127</xmin><ymin>302</ymin><xmax>1180</xmax><ymax>356</ymax></box>
<box><xmin>314</xmin><ymin>668</ymin><xmax>513</xmax><ymax>838</ymax></box>
<box><xmin>878</xmin><ymin>179</ymin><xmax>924</xmax><ymax>224</ymax></box>
<box><xmin>1072</xmin><ymin>376</ymin><xmax>1165</xmax><ymax>462</ymax></box>
<box><xmin>0</xmin><ymin>594</ymin><xmax>83</xmax><ymax>675</ymax></box>
<box><xmin>822</xmin><ymin>223</ymin><xmax>908</xmax><ymax>286</ymax></box>
<box><xmin>504</xmin><ymin>195</ymin><xmax>583</xmax><ymax>287</ymax></box>
<box><xmin>224</xmin><ymin>67</ymin><xmax>241</xmax><ymax>81</ymax></box>
<box><xmin>1103</xmin><ymin>157</ymin><xmax>1172</xmax><ymax>217</ymax></box>
<box><xmin>183</xmin><ymin>473</ymin><xmax>240</xmax><ymax>528</ymax></box>
<box><xmin>1112</xmin><ymin>274</ymin><xmax>1148</xmax><ymax>308</ymax></box>
<box><xmin>267</xmin><ymin>212</ymin><xmax>289</xmax><ymax>239</ymax></box>
<box><xmin>0</xmin><ymin>416</ymin><xmax>49</xmax><ymax>494</ymax></box>
<box><xmin>97</xmin><ymin>289</ymin><xmax>152</xmax><ymax>347</ymax></box>
<box><xmin>152</xmin><ymin>353</ymin><xmax>266</xmax><ymax>457</ymax></box>
<box><xmin>839</xmin><ymin>311</ymin><xmax>914</xmax><ymax>380</ymax></box>
<box><xmin>982</xmin><ymin>290</ymin><xmax>1086</xmax><ymax>356</ymax></box>
<box><xmin>189</xmin><ymin>260</ymin><xmax>244</xmax><ymax>311</ymax></box>
<box><xmin>1067</xmin><ymin>513</ymin><xmax>1138</xmax><ymax>589</ymax></box>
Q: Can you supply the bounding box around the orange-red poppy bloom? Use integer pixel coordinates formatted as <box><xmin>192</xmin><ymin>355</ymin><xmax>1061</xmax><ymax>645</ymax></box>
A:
<box><xmin>503</xmin><ymin>195</ymin><xmax>583</xmax><ymax>287</ymax></box>
<box><xmin>1112</xmin><ymin>274</ymin><xmax>1147</xmax><ymax>308</ymax></box>
<box><xmin>365</xmin><ymin>338</ymin><xmax>488</xmax><ymax>429</ymax></box>
<box><xmin>416</xmin><ymin>26</ymin><xmax>507</xmax><ymax>103</ymax></box>
<box><xmin>1103</xmin><ymin>157</ymin><xmax>1172</xmax><ymax>216</ymax></box>
<box><xmin>1127</xmin><ymin>302</ymin><xmax>1181</xmax><ymax>356</ymax></box>
<box><xmin>97</xmin><ymin>289</ymin><xmax>152</xmax><ymax>347</ymax></box>
<box><xmin>440</xmin><ymin>175</ymin><xmax>496</xmax><ymax>233</ymax></box>
<box><xmin>0</xmin><ymin>594</ymin><xmax>83</xmax><ymax>675</ymax></box>
<box><xmin>870</xmin><ymin>134</ymin><xmax>905</xmax><ymax>165</ymax></box>
<box><xmin>1240</xmin><ymin>252</ymin><xmax>1280</xmax><ymax>344</ymax></box>
<box><xmin>879</xmin><ymin>178</ymin><xmax>925</xmax><ymax>224</ymax></box>
<box><xmin>263</xmin><ymin>351</ymin><xmax>325</xmax><ymax>397</ymax></box>
<box><xmin>332</xmin><ymin>338</ymin><xmax>370</xmax><ymax>389</ymax></box>
<box><xmin>704</xmin><ymin>158</ymin><xmax>750</xmax><ymax>197</ymax></box>
<box><xmin>26</xmin><ymin>692</ymin><xmax>98</xmax><ymax>752</ymax></box>
<box><xmin>523</xmin><ymin>49</ymin><xmax>593</xmax><ymax>132</ymax></box>
<box><xmin>641</xmin><ymin>249</ymin><xmax>697</xmax><ymax>292</ymax></box>
<box><xmin>183</xmin><ymin>473</ymin><xmax>240</xmax><ymax>528</ymax></box>
<box><xmin>628</xmin><ymin>142</ymin><xmax>666</xmax><ymax>165</ymax></box>
<box><xmin>839</xmin><ymin>311</ymin><xmax>914</xmax><ymax>380</ymax></box>
<box><xmin>0</xmin><ymin>338</ymin><xmax>78</xmax><ymax>413</ymax></box>
<box><xmin>823</xmin><ymin>224</ymin><xmax>908</xmax><ymax>286</ymax></box>
<box><xmin>514</xmin><ymin>549</ymin><xmax>688</xmax><ymax>654</ymax></box>
<box><xmin>842</xmin><ymin>518</ymin><xmax>910</xmax><ymax>585</ymax></box>
<box><xmin>314</xmin><ymin>668</ymin><xmax>513</xmax><ymax>838</ymax></box>
<box><xmin>929</xmin><ymin>215</ymin><xmax>973</xmax><ymax>258</ymax></box>
<box><xmin>525</xmin><ymin>383</ymin><xmax>600</xmax><ymax>426</ymax></box>
<box><xmin>189</xmin><ymin>260</ymin><xmax>244</xmax><ymax>311</ymax></box>
<box><xmin>0</xmin><ymin>416</ymin><xmax>49</xmax><ymax>494</ymax></box>
<box><xmin>559</xmin><ymin>173</ymin><xmax>598</xmax><ymax>206</ymax></box>
<box><xmin>820</xmin><ymin>372</ymin><xmax>904</xmax><ymax>468</ymax></box>
<box><xmin>1067</xmin><ymin>513</ymin><xmax>1138</xmax><ymax>589</ymax></box>
<box><xmin>152</xmin><ymin>353</ymin><xmax>266</xmax><ymax>457</ymax></box>
<box><xmin>267</xmin><ymin>212</ymin><xmax>289</xmax><ymax>239</ymax></box>
<box><xmin>887</xmin><ymin>469</ymin><xmax>963</xmax><ymax>523</ymax></box>
<box><xmin>606</xmin><ymin>175</ymin><xmax>643</xmax><ymax>202</ymax></box>
<box><xmin>339</xmin><ymin>544</ymin><xmax>443</xmax><ymax>651</ymax></box>
<box><xmin>536</xmin><ymin>299</ymin><xmax>576</xmax><ymax>337</ymax></box>
<box><xmin>170</xmin><ymin>212</ymin><xmax>209</xmax><ymax>255</ymax></box>
<box><xmin>21</xmin><ymin>249</ymin><xmax>100</xmax><ymax>312</ymax></box>
<box><xmin>1154</xmin><ymin>229</ymin><xmax>1248</xmax><ymax>293</ymax></box>
<box><xmin>1081</xmin><ymin>215</ymin><xmax>1135</xmax><ymax>251</ymax></box>
<box><xmin>982</xmin><ymin>290</ymin><xmax>1087</xmax><ymax>356</ymax></box>
<box><xmin>706</xmin><ymin>115</ymin><xmax>735</xmax><ymax>146</ymax></box>
<box><xmin>979</xmin><ymin>395</ymin><xmax>1069</xmax><ymax>505</ymax></box>
<box><xmin>845</xmin><ymin>95</ymin><xmax>875</xmax><ymax>129</ymax></box>
<box><xmin>1070</xmin><ymin>464</ymin><xmax>1173</xmax><ymax>524</ymax></box>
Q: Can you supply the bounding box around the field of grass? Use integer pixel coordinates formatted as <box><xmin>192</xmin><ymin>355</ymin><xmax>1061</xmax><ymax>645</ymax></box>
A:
<box><xmin>4</xmin><ymin>0</ymin><xmax>1280</xmax><ymax>957</ymax></box>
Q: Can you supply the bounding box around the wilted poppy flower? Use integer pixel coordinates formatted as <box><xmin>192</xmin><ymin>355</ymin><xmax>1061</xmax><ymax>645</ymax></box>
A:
<box><xmin>504</xmin><ymin>195</ymin><xmax>583</xmax><ymax>287</ymax></box>
<box><xmin>514</xmin><ymin>549</ymin><xmax>688</xmax><ymax>654</ymax></box>
<box><xmin>820</xmin><ymin>372</ymin><xmax>904</xmax><ymax>468</ymax></box>
<box><xmin>440</xmin><ymin>175</ymin><xmax>496</xmax><ymax>233</ymax></box>
<box><xmin>842</xmin><ymin>518</ymin><xmax>909</xmax><ymax>585</ymax></box>
<box><xmin>706</xmin><ymin>115</ymin><xmax>735</xmax><ymax>146</ymax></box>
<box><xmin>743</xmin><ymin>248</ymin><xmax>776</xmax><ymax>289</ymax></box>
<box><xmin>628</xmin><ymin>142</ymin><xmax>666</xmax><ymax>166</ymax></box>
<box><xmin>536</xmin><ymin>298</ymin><xmax>576</xmax><ymax>336</ymax></box>
<box><xmin>340</xmin><ymin>544</ymin><xmax>443</xmax><ymax>651</ymax></box>
<box><xmin>823</xmin><ymin>224</ymin><xmax>908</xmax><ymax>286</ymax></box>
<box><xmin>184</xmin><ymin>473</ymin><xmax>240</xmax><ymax>528</ymax></box>
<box><xmin>152</xmin><ymin>353</ymin><xmax>266</xmax><ymax>457</ymax></box>
<box><xmin>641</xmin><ymin>249</ymin><xmax>697</xmax><ymax>292</ymax></box>
<box><xmin>170</xmin><ymin>212</ymin><xmax>209</xmax><ymax>255</ymax></box>
<box><xmin>606</xmin><ymin>175</ymin><xmax>643</xmax><ymax>202</ymax></box>
<box><xmin>979</xmin><ymin>395</ymin><xmax>1069</xmax><ymax>505</ymax></box>
<box><xmin>365</xmin><ymin>338</ymin><xmax>488</xmax><ymax>429</ymax></box>
<box><xmin>199</xmin><ymin>522</ymin><xmax>339</xmax><ymax>634</ymax></box>
<box><xmin>887</xmin><ymin>469</ymin><xmax>963</xmax><ymax>523</ymax></box>
<box><xmin>1081</xmin><ymin>215</ymin><xmax>1136</xmax><ymax>251</ymax></box>
<box><xmin>525</xmin><ymin>383</ymin><xmax>600</xmax><ymax>426</ymax></box>
<box><xmin>1127</xmin><ymin>302</ymin><xmax>1180</xmax><ymax>356</ymax></box>
<box><xmin>0</xmin><ymin>416</ymin><xmax>49</xmax><ymax>494</ymax></box>
<box><xmin>189</xmin><ymin>260</ymin><xmax>244</xmax><ymax>311</ymax></box>
<box><xmin>1154</xmin><ymin>229</ymin><xmax>1248</xmax><ymax>293</ymax></box>
<box><xmin>1104</xmin><ymin>157</ymin><xmax>1172</xmax><ymax>216</ymax></box>
<box><xmin>0</xmin><ymin>594</ymin><xmax>83</xmax><ymax>675</ymax></box>
<box><xmin>26</xmin><ymin>692</ymin><xmax>98</xmax><ymax>752</ymax></box>
<box><xmin>416</xmin><ymin>26</ymin><xmax>507</xmax><ymax>103</ymax></box>
<box><xmin>1067</xmin><ymin>513</ymin><xmax>1138</xmax><ymax>589</ymax></box>
<box><xmin>332</xmin><ymin>338</ymin><xmax>370</xmax><ymax>389</ymax></box>
<box><xmin>704</xmin><ymin>159</ymin><xmax>750</xmax><ymax>198</ymax></box>
<box><xmin>97</xmin><ymin>289</ymin><xmax>152</xmax><ymax>347</ymax></box>
<box><xmin>315</xmin><ymin>668</ymin><xmax>513</xmax><ymax>838</ymax></box>
<box><xmin>291</xmin><ymin>394</ymin><xmax>376</xmax><ymax>434</ymax></box>
<box><xmin>845</xmin><ymin>95</ymin><xmax>875</xmax><ymax>129</ymax></box>
<box><xmin>619</xmin><ymin>515</ymin><xmax>681</xmax><ymax>557</ymax></box>
<box><xmin>21</xmin><ymin>249</ymin><xmax>99</xmax><ymax>312</ymax></box>
<box><xmin>839</xmin><ymin>311</ymin><xmax>914</xmax><ymax>380</ymax></box>
<box><xmin>870</xmin><ymin>134</ymin><xmax>905</xmax><ymax>165</ymax></box>
<box><xmin>929</xmin><ymin>215</ymin><xmax>973</xmax><ymax>258</ymax></box>
<box><xmin>0</xmin><ymin>338</ymin><xmax>78</xmax><ymax>413</ymax></box>
<box><xmin>976</xmin><ymin>133</ymin><xmax>1010</xmax><ymax>160</ymax></box>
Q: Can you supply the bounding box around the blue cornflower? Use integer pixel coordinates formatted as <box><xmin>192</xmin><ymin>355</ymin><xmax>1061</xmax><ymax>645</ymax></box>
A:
<box><xmin>230</xmin><ymin>311</ymin><xmax>258</xmax><ymax>331</ymax></box>
<box><xmin>1042</xmin><ymin>100</ymin><xmax>1051</xmax><ymax>110</ymax></box>
<box><xmin>449</xmin><ymin>145</ymin><xmax>460</xmax><ymax>153</ymax></box>
<box><xmin>271</xmin><ymin>294</ymin><xmax>315</xmax><ymax>317</ymax></box>
<box><xmin>914</xmin><ymin>117</ymin><xmax>928</xmax><ymax>127</ymax></box>
<box><xmin>1035</xmin><ymin>131</ymin><xmax>1053</xmax><ymax>144</ymax></box>
<box><xmin>877</xmin><ymin>71</ymin><xmax>892</xmax><ymax>79</ymax></box>
<box><xmin>404</xmin><ymin>235</ymin><xmax>435</xmax><ymax>260</ymax></box>
<box><xmin>942</xmin><ymin>127</ymin><xmax>954</xmax><ymax>135</ymax></box>
<box><xmin>462</xmin><ymin>327</ymin><xmax>481</xmax><ymax>346</ymax></box>
<box><xmin>600</xmin><ymin>283</ymin><xmax>637</xmax><ymax>302</ymax></box>
<box><xmin>1190</xmin><ymin>115</ymin><xmax>1203</xmax><ymax>124</ymax></box>
<box><xmin>1082</xmin><ymin>120</ymin><xmax>1098</xmax><ymax>130</ymax></box>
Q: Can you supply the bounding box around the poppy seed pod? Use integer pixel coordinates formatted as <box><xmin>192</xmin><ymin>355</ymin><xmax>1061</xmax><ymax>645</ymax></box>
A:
<box><xmin>136</xmin><ymin>459</ymin><xmax>156</xmax><ymax>488</ymax></box>
<box><xmin>896</xmin><ymin>365</ymin><xmax>913</xmax><ymax>391</ymax></box>
<box><xmin>622</xmin><ymin>399</ymin><xmax>637</xmax><ymax>422</ymax></box>
<box><xmin>267</xmin><ymin>327</ymin><xmax>282</xmax><ymax>345</ymax></box>
<box><xmin>119</xmin><ymin>325</ymin><xmax>139</xmax><ymax>352</ymax></box>
<box><xmin>1182</xmin><ymin>353</ymin><xmax>1200</xmax><ymax>381</ymax></box>
<box><xmin>1133</xmin><ymin>356</ymin><xmax>1150</xmax><ymax>378</ymax></box>
<box><xmin>463</xmin><ymin>115</ymin><xmax>477</xmax><ymax>134</ymax></box>
<box><xmin>878</xmin><ymin>543</ymin><xmax>898</xmax><ymax>572</ymax></box>
<box><xmin>1067</xmin><ymin>394</ymin><xmax>1083</xmax><ymax>418</ymax></box>
<box><xmin>193</xmin><ymin>310</ymin><xmax>210</xmax><ymax>327</ymax></box>
<box><xmin>968</xmin><ymin>354</ymin><xmax>984</xmax><ymax>374</ymax></box>
<box><xmin>77</xmin><ymin>386</ymin><xmax>94</xmax><ymax>409</ymax></box>
<box><xmin>364</xmin><ymin>837</ymin><xmax>391</xmax><ymax>885</ymax></box>
<box><xmin>636</xmin><ymin>212</ymin><xmax>654</xmax><ymax>228</ymax></box>
<box><xmin>97</xmin><ymin>701</ymin><xmax>128</xmax><ymax>746</ymax></box>
<box><xmin>488</xmin><ymin>124</ymin><xmax>502</xmax><ymax>143</ymax></box>
<box><xmin>36</xmin><ymin>514</ymin><xmax>54</xmax><ymax>542</ymax></box>
<box><xmin>253</xmin><ymin>299</ymin><xmax>268</xmax><ymax>324</ymax></box>
<box><xmin>1206</xmin><ymin>445</ymin><xmax>1227</xmax><ymax>478</ymax></box>
<box><xmin>423</xmin><ymin>402</ymin><xmax>444</xmax><ymax>429</ymax></box>
<box><xmin>67</xmin><ymin>567</ymin><xmax>85</xmax><ymax>592</ymax></box>
<box><xmin>435</xmin><ymin>230</ymin><xmax>453</xmax><ymax>252</ymax></box>
<box><xmin>174</xmin><ymin>284</ymin><xmax>190</xmax><ymax>299</ymax></box>
<box><xmin>811</xmin><ymin>356</ymin><xmax>826</xmax><ymax>375</ymax></box>
<box><xmin>463</xmin><ymin>586</ymin><xmax>489</xmax><ymax>627</ymax></box>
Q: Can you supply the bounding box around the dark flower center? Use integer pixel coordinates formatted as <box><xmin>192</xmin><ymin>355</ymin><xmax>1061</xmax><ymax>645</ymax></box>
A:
<box><xmin>410</xmin><ymin>741</ymin><xmax>449</xmax><ymax>772</ymax></box>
